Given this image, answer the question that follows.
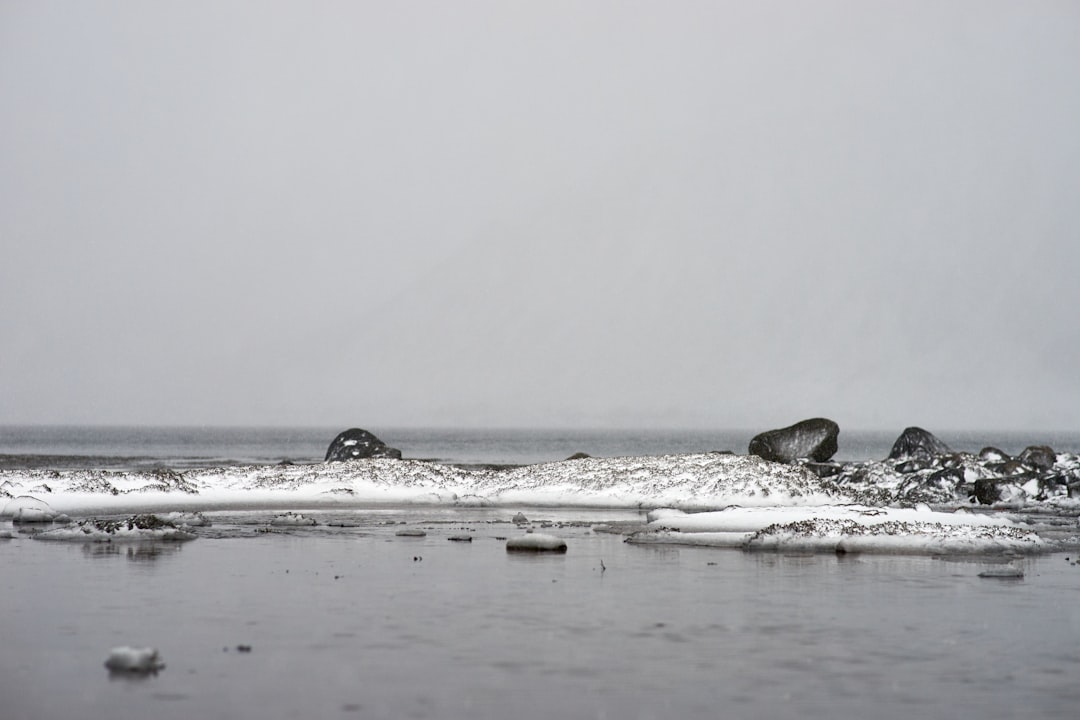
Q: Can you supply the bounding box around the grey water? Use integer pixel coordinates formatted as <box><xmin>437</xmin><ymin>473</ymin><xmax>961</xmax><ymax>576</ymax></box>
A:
<box><xmin>3</xmin><ymin>425</ymin><xmax>1079</xmax><ymax>470</ymax></box>
<box><xmin>2</xmin><ymin>509</ymin><xmax>1079</xmax><ymax>720</ymax></box>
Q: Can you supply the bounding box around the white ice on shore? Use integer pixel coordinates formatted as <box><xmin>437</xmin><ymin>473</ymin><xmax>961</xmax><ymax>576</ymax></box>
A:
<box><xmin>628</xmin><ymin>505</ymin><xmax>1045</xmax><ymax>554</ymax></box>
<box><xmin>0</xmin><ymin>454</ymin><xmax>843</xmax><ymax>513</ymax></box>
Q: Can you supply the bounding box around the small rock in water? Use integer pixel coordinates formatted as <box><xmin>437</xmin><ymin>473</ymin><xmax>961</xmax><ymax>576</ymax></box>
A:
<box><xmin>104</xmin><ymin>646</ymin><xmax>164</xmax><ymax>674</ymax></box>
<box><xmin>978</xmin><ymin>566</ymin><xmax>1024</xmax><ymax>579</ymax></box>
<box><xmin>395</xmin><ymin>529</ymin><xmax>427</xmax><ymax>537</ymax></box>
<box><xmin>506</xmin><ymin>533</ymin><xmax>568</xmax><ymax>553</ymax></box>
<box><xmin>512</xmin><ymin>512</ymin><xmax>528</xmax><ymax>524</ymax></box>
<box><xmin>448</xmin><ymin>535</ymin><xmax>473</xmax><ymax>542</ymax></box>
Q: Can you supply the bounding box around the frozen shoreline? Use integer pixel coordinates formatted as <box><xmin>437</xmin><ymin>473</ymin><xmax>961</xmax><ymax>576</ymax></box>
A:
<box><xmin>3</xmin><ymin>453</ymin><xmax>1078</xmax><ymax>555</ymax></box>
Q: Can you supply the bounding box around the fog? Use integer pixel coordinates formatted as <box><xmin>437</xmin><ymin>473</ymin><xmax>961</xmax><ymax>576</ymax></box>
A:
<box><xmin>2</xmin><ymin>1</ymin><xmax>1078</xmax><ymax>431</ymax></box>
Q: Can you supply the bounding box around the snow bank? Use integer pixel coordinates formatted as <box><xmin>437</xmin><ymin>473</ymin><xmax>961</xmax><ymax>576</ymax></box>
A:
<box><xmin>0</xmin><ymin>454</ymin><xmax>845</xmax><ymax>514</ymax></box>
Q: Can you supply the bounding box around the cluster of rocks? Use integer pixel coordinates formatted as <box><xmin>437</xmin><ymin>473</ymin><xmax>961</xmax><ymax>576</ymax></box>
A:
<box><xmin>747</xmin><ymin>419</ymin><xmax>1080</xmax><ymax>506</ymax></box>
<box><xmin>322</xmin><ymin>422</ymin><xmax>1079</xmax><ymax>508</ymax></box>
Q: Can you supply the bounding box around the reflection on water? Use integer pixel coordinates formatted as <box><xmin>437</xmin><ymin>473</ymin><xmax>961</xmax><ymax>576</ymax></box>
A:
<box><xmin>1</xmin><ymin>511</ymin><xmax>1079</xmax><ymax>720</ymax></box>
<box><xmin>79</xmin><ymin>541</ymin><xmax>185</xmax><ymax>563</ymax></box>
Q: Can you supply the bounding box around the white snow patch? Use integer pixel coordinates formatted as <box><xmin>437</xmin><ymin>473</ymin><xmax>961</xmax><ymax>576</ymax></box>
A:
<box><xmin>0</xmin><ymin>454</ymin><xmax>845</xmax><ymax>513</ymax></box>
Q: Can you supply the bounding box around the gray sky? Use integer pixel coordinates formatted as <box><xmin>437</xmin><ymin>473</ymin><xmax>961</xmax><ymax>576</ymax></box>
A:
<box><xmin>2</xmin><ymin>1</ymin><xmax>1079</xmax><ymax>431</ymax></box>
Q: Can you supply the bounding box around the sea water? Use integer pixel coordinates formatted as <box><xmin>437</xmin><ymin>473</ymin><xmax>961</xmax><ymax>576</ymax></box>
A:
<box><xmin>1</xmin><ymin>509</ymin><xmax>1079</xmax><ymax>719</ymax></box>
<box><xmin>3</xmin><ymin>426</ymin><xmax>1079</xmax><ymax>469</ymax></box>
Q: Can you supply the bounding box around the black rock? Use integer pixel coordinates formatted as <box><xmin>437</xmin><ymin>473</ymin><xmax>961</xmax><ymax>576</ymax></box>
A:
<box><xmin>973</xmin><ymin>477</ymin><xmax>1003</xmax><ymax>505</ymax></box>
<box><xmin>887</xmin><ymin>427</ymin><xmax>950</xmax><ymax>462</ymax></box>
<box><xmin>1018</xmin><ymin>445</ymin><xmax>1056</xmax><ymax>471</ymax></box>
<box><xmin>802</xmin><ymin>461</ymin><xmax>844</xmax><ymax>478</ymax></box>
<box><xmin>748</xmin><ymin>418</ymin><xmax>839</xmax><ymax>464</ymax></box>
<box><xmin>565</xmin><ymin>452</ymin><xmax>591</xmax><ymax>461</ymax></box>
<box><xmin>324</xmin><ymin>428</ymin><xmax>402</xmax><ymax>462</ymax></box>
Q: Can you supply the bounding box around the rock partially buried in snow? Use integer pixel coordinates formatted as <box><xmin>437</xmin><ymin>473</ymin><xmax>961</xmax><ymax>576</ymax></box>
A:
<box><xmin>506</xmin><ymin>533</ymin><xmax>568</xmax><ymax>553</ymax></box>
<box><xmin>324</xmin><ymin>428</ymin><xmax>402</xmax><ymax>462</ymax></box>
<box><xmin>748</xmin><ymin>418</ymin><xmax>839</xmax><ymax>464</ymax></box>
<box><xmin>105</xmin><ymin>646</ymin><xmax>164</xmax><ymax>674</ymax></box>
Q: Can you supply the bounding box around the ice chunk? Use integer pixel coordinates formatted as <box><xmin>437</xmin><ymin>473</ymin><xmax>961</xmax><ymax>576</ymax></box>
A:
<box><xmin>162</xmin><ymin>511</ymin><xmax>211</xmax><ymax>527</ymax></box>
<box><xmin>104</xmin><ymin>646</ymin><xmax>164</xmax><ymax>674</ymax></box>
<box><xmin>506</xmin><ymin>533</ymin><xmax>567</xmax><ymax>553</ymax></box>
<box><xmin>1</xmin><ymin>496</ymin><xmax>70</xmax><ymax>523</ymax></box>
<box><xmin>34</xmin><ymin>515</ymin><xmax>196</xmax><ymax>542</ymax></box>
<box><xmin>269</xmin><ymin>512</ymin><xmax>317</xmax><ymax>527</ymax></box>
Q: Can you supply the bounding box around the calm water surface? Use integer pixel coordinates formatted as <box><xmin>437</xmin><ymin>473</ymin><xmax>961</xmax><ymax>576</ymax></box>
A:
<box><xmin>2</xmin><ymin>508</ymin><xmax>1079</xmax><ymax>719</ymax></box>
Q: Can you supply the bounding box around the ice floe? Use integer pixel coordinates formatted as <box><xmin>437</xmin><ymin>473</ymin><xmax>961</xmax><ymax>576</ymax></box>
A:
<box><xmin>33</xmin><ymin>515</ymin><xmax>197</xmax><ymax>542</ymax></box>
<box><xmin>104</xmin><ymin>646</ymin><xmax>164</xmax><ymax>674</ymax></box>
<box><xmin>627</xmin><ymin>505</ymin><xmax>1047</xmax><ymax>555</ymax></box>
<box><xmin>268</xmin><ymin>512</ymin><xmax>317</xmax><ymax>527</ymax></box>
<box><xmin>1</xmin><ymin>496</ymin><xmax>71</xmax><ymax>524</ymax></box>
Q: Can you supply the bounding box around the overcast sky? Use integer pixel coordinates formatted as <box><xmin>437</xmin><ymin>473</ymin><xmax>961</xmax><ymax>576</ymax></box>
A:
<box><xmin>2</xmin><ymin>1</ymin><xmax>1078</xmax><ymax>431</ymax></box>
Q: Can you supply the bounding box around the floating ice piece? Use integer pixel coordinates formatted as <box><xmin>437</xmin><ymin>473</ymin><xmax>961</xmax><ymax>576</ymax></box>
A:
<box><xmin>162</xmin><ymin>511</ymin><xmax>211</xmax><ymax>527</ymax></box>
<box><xmin>978</xmin><ymin>566</ymin><xmax>1024</xmax><ymax>579</ymax></box>
<box><xmin>1</xmin><ymin>496</ymin><xmax>70</xmax><ymax>524</ymax></box>
<box><xmin>506</xmin><ymin>533</ymin><xmax>568</xmax><ymax>553</ymax></box>
<box><xmin>269</xmin><ymin>512</ymin><xmax>317</xmax><ymax>527</ymax></box>
<box><xmin>104</xmin><ymin>646</ymin><xmax>164</xmax><ymax>674</ymax></box>
<box><xmin>34</xmin><ymin>515</ymin><xmax>197</xmax><ymax>542</ymax></box>
<box><xmin>644</xmin><ymin>505</ymin><xmax>1016</xmax><ymax>534</ymax></box>
<box><xmin>745</xmin><ymin>518</ymin><xmax>1046</xmax><ymax>555</ymax></box>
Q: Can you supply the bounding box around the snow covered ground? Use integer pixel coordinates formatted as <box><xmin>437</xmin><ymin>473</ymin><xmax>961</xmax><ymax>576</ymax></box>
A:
<box><xmin>2</xmin><ymin>454</ymin><xmax>1078</xmax><ymax>554</ymax></box>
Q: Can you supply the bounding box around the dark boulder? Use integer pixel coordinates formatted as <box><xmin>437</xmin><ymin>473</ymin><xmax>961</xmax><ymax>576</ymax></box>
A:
<box><xmin>1018</xmin><ymin>445</ymin><xmax>1056</xmax><ymax>471</ymax></box>
<box><xmin>748</xmin><ymin>418</ymin><xmax>839</xmax><ymax>464</ymax></box>
<box><xmin>887</xmin><ymin>427</ymin><xmax>950</xmax><ymax>462</ymax></box>
<box><xmin>324</xmin><ymin>428</ymin><xmax>402</xmax><ymax>462</ymax></box>
<box><xmin>565</xmin><ymin>452</ymin><xmax>591</xmax><ymax>461</ymax></box>
<box><xmin>979</xmin><ymin>447</ymin><xmax>1010</xmax><ymax>463</ymax></box>
<box><xmin>973</xmin><ymin>477</ymin><xmax>1003</xmax><ymax>505</ymax></box>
